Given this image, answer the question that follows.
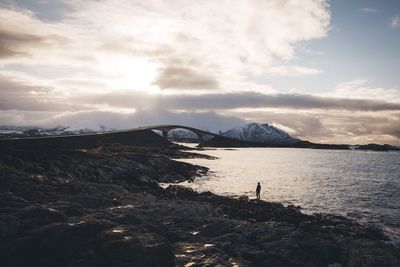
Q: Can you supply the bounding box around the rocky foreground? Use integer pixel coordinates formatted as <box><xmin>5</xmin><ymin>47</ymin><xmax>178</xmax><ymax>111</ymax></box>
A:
<box><xmin>0</xmin><ymin>130</ymin><xmax>399</xmax><ymax>266</ymax></box>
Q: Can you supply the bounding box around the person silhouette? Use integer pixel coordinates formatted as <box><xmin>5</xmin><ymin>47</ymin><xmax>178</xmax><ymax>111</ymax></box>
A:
<box><xmin>256</xmin><ymin>182</ymin><xmax>261</xmax><ymax>200</ymax></box>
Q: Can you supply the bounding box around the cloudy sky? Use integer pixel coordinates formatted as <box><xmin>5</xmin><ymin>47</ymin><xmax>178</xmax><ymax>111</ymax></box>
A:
<box><xmin>0</xmin><ymin>0</ymin><xmax>399</xmax><ymax>145</ymax></box>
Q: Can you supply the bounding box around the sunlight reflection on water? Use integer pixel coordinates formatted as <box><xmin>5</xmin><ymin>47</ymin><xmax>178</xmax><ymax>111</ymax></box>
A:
<box><xmin>177</xmin><ymin>146</ymin><xmax>400</xmax><ymax>241</ymax></box>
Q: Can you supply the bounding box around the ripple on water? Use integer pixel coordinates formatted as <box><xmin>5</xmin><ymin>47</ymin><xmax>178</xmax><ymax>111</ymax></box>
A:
<box><xmin>177</xmin><ymin>147</ymin><xmax>400</xmax><ymax>243</ymax></box>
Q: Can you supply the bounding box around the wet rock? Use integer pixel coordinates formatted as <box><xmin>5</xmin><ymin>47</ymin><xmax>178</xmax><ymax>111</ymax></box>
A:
<box><xmin>166</xmin><ymin>184</ymin><xmax>198</xmax><ymax>198</ymax></box>
<box><xmin>0</xmin><ymin>214</ymin><xmax>21</xmax><ymax>238</ymax></box>
<box><xmin>3</xmin><ymin>222</ymin><xmax>80</xmax><ymax>267</ymax></box>
<box><xmin>14</xmin><ymin>205</ymin><xmax>66</xmax><ymax>230</ymax></box>
<box><xmin>238</xmin><ymin>195</ymin><xmax>249</xmax><ymax>202</ymax></box>
<box><xmin>96</xmin><ymin>231</ymin><xmax>174</xmax><ymax>267</ymax></box>
<box><xmin>0</xmin><ymin>192</ymin><xmax>28</xmax><ymax>208</ymax></box>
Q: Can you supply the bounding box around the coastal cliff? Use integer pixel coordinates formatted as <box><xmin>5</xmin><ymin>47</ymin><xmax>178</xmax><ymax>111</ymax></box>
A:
<box><xmin>0</xmin><ymin>131</ymin><xmax>399</xmax><ymax>266</ymax></box>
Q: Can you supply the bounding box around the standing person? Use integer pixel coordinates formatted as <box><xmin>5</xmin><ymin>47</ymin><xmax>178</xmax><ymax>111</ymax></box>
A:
<box><xmin>256</xmin><ymin>182</ymin><xmax>261</xmax><ymax>200</ymax></box>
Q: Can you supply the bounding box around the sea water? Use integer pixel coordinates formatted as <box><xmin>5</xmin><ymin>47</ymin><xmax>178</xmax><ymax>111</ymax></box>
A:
<box><xmin>177</xmin><ymin>147</ymin><xmax>400</xmax><ymax>243</ymax></box>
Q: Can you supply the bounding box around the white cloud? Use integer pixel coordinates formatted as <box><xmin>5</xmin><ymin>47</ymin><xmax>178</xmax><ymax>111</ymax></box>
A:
<box><xmin>361</xmin><ymin>8</ymin><xmax>378</xmax><ymax>14</ymax></box>
<box><xmin>224</xmin><ymin>109</ymin><xmax>400</xmax><ymax>145</ymax></box>
<box><xmin>0</xmin><ymin>108</ymin><xmax>246</xmax><ymax>133</ymax></box>
<box><xmin>271</xmin><ymin>123</ymin><xmax>297</xmax><ymax>135</ymax></box>
<box><xmin>331</xmin><ymin>79</ymin><xmax>400</xmax><ymax>102</ymax></box>
<box><xmin>267</xmin><ymin>65</ymin><xmax>322</xmax><ymax>77</ymax></box>
<box><xmin>0</xmin><ymin>0</ymin><xmax>330</xmax><ymax>93</ymax></box>
<box><xmin>390</xmin><ymin>16</ymin><xmax>400</xmax><ymax>28</ymax></box>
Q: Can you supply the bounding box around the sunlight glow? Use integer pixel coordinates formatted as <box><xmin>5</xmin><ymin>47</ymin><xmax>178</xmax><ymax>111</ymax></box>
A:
<box><xmin>99</xmin><ymin>56</ymin><xmax>160</xmax><ymax>92</ymax></box>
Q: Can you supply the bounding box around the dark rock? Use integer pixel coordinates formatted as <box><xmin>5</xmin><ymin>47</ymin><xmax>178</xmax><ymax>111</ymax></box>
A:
<box><xmin>0</xmin><ymin>138</ymin><xmax>398</xmax><ymax>267</ymax></box>
<box><xmin>238</xmin><ymin>195</ymin><xmax>249</xmax><ymax>202</ymax></box>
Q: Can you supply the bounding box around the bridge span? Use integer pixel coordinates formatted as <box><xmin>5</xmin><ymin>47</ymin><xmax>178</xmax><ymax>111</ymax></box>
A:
<box><xmin>0</xmin><ymin>125</ymin><xmax>219</xmax><ymax>147</ymax></box>
<box><xmin>128</xmin><ymin>125</ymin><xmax>218</xmax><ymax>146</ymax></box>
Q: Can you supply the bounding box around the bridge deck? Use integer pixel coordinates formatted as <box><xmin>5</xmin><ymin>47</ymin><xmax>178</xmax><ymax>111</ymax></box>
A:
<box><xmin>0</xmin><ymin>125</ymin><xmax>219</xmax><ymax>141</ymax></box>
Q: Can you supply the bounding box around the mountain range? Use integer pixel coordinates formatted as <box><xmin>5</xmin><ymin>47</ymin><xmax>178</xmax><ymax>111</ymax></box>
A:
<box><xmin>0</xmin><ymin>123</ymin><xmax>398</xmax><ymax>151</ymax></box>
<box><xmin>163</xmin><ymin>123</ymin><xmax>298</xmax><ymax>145</ymax></box>
<box><xmin>221</xmin><ymin>123</ymin><xmax>299</xmax><ymax>144</ymax></box>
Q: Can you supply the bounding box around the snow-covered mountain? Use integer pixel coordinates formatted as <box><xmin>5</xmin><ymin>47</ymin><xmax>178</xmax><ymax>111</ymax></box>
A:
<box><xmin>152</xmin><ymin>128</ymin><xmax>219</xmax><ymax>143</ymax></box>
<box><xmin>167</xmin><ymin>129</ymin><xmax>199</xmax><ymax>141</ymax></box>
<box><xmin>1</xmin><ymin>123</ymin><xmax>298</xmax><ymax>145</ymax></box>
<box><xmin>0</xmin><ymin>126</ymin><xmax>95</xmax><ymax>138</ymax></box>
<box><xmin>221</xmin><ymin>123</ymin><xmax>299</xmax><ymax>144</ymax></box>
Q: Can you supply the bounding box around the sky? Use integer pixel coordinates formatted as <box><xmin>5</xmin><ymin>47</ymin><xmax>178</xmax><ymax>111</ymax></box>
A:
<box><xmin>0</xmin><ymin>0</ymin><xmax>399</xmax><ymax>145</ymax></box>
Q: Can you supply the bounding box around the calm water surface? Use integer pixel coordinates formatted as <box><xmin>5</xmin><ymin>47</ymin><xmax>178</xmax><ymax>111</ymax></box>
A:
<box><xmin>177</xmin><ymin>147</ymin><xmax>400</xmax><ymax>242</ymax></box>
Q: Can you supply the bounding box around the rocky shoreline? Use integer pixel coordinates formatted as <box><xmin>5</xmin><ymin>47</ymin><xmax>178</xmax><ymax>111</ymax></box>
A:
<box><xmin>1</xmin><ymin>132</ymin><xmax>399</xmax><ymax>266</ymax></box>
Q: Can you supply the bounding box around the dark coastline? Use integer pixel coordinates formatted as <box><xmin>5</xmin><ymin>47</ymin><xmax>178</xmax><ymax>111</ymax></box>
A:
<box><xmin>0</xmin><ymin>131</ymin><xmax>399</xmax><ymax>266</ymax></box>
<box><xmin>204</xmin><ymin>135</ymin><xmax>400</xmax><ymax>152</ymax></box>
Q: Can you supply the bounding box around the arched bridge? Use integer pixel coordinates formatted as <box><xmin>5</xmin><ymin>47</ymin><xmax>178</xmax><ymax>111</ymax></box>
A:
<box><xmin>134</xmin><ymin>125</ymin><xmax>218</xmax><ymax>146</ymax></box>
<box><xmin>0</xmin><ymin>125</ymin><xmax>220</xmax><ymax>148</ymax></box>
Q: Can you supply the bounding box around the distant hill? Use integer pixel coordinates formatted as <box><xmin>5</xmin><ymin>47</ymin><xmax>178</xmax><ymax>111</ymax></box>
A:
<box><xmin>0</xmin><ymin>126</ymin><xmax>95</xmax><ymax>139</ymax></box>
<box><xmin>220</xmin><ymin>123</ymin><xmax>299</xmax><ymax>145</ymax></box>
<box><xmin>1</xmin><ymin>124</ymin><xmax>398</xmax><ymax>151</ymax></box>
<box><xmin>167</xmin><ymin>129</ymin><xmax>199</xmax><ymax>142</ymax></box>
<box><xmin>205</xmin><ymin>123</ymin><xmax>399</xmax><ymax>151</ymax></box>
<box><xmin>0</xmin><ymin>129</ymin><xmax>173</xmax><ymax>150</ymax></box>
<box><xmin>152</xmin><ymin>128</ymin><xmax>214</xmax><ymax>143</ymax></box>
